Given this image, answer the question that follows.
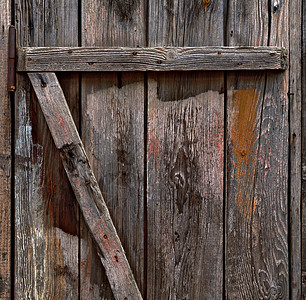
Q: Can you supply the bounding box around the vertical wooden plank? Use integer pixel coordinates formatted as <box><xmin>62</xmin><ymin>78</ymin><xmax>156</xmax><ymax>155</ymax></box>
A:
<box><xmin>147</xmin><ymin>1</ymin><xmax>224</xmax><ymax>299</ymax></box>
<box><xmin>226</xmin><ymin>0</ymin><xmax>289</xmax><ymax>299</ymax></box>
<box><xmin>302</xmin><ymin>0</ymin><xmax>306</xmax><ymax>296</ymax></box>
<box><xmin>14</xmin><ymin>0</ymin><xmax>79</xmax><ymax>298</ymax></box>
<box><xmin>0</xmin><ymin>0</ymin><xmax>11</xmax><ymax>298</ymax></box>
<box><xmin>289</xmin><ymin>0</ymin><xmax>302</xmax><ymax>297</ymax></box>
<box><xmin>81</xmin><ymin>0</ymin><xmax>145</xmax><ymax>298</ymax></box>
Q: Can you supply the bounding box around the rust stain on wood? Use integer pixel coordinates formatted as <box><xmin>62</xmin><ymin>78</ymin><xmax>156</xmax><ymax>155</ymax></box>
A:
<box><xmin>231</xmin><ymin>89</ymin><xmax>258</xmax><ymax>219</ymax></box>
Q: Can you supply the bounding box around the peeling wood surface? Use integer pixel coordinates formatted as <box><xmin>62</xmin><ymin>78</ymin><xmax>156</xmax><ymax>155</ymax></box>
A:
<box><xmin>14</xmin><ymin>0</ymin><xmax>80</xmax><ymax>299</ymax></box>
<box><xmin>226</xmin><ymin>0</ymin><xmax>289</xmax><ymax>299</ymax></box>
<box><xmin>17</xmin><ymin>46</ymin><xmax>288</xmax><ymax>72</ymax></box>
<box><xmin>289</xmin><ymin>0</ymin><xmax>302</xmax><ymax>298</ymax></box>
<box><xmin>28</xmin><ymin>72</ymin><xmax>142</xmax><ymax>300</ymax></box>
<box><xmin>81</xmin><ymin>0</ymin><xmax>145</xmax><ymax>298</ymax></box>
<box><xmin>147</xmin><ymin>0</ymin><xmax>224</xmax><ymax>299</ymax></box>
<box><xmin>0</xmin><ymin>0</ymin><xmax>11</xmax><ymax>298</ymax></box>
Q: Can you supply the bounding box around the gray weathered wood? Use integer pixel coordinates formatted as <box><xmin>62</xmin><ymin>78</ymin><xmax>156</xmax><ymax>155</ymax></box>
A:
<box><xmin>14</xmin><ymin>1</ymin><xmax>80</xmax><ymax>298</ymax></box>
<box><xmin>302</xmin><ymin>0</ymin><xmax>306</xmax><ymax>297</ymax></box>
<box><xmin>81</xmin><ymin>0</ymin><xmax>145</xmax><ymax>298</ymax></box>
<box><xmin>0</xmin><ymin>0</ymin><xmax>11</xmax><ymax>298</ymax></box>
<box><xmin>289</xmin><ymin>0</ymin><xmax>302</xmax><ymax>297</ymax></box>
<box><xmin>147</xmin><ymin>0</ymin><xmax>224</xmax><ymax>299</ymax></box>
<box><xmin>226</xmin><ymin>0</ymin><xmax>289</xmax><ymax>299</ymax></box>
<box><xmin>28</xmin><ymin>72</ymin><xmax>143</xmax><ymax>300</ymax></box>
<box><xmin>17</xmin><ymin>46</ymin><xmax>288</xmax><ymax>72</ymax></box>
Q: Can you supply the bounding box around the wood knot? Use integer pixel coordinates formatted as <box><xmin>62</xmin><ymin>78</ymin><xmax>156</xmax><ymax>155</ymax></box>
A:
<box><xmin>240</xmin><ymin>149</ymin><xmax>246</xmax><ymax>157</ymax></box>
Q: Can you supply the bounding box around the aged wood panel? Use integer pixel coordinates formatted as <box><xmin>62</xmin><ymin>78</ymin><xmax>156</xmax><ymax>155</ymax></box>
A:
<box><xmin>302</xmin><ymin>0</ymin><xmax>306</xmax><ymax>296</ymax></box>
<box><xmin>28</xmin><ymin>72</ymin><xmax>142</xmax><ymax>300</ymax></box>
<box><xmin>226</xmin><ymin>0</ymin><xmax>289</xmax><ymax>299</ymax></box>
<box><xmin>81</xmin><ymin>0</ymin><xmax>145</xmax><ymax>298</ymax></box>
<box><xmin>14</xmin><ymin>0</ymin><xmax>79</xmax><ymax>298</ymax></box>
<box><xmin>147</xmin><ymin>1</ymin><xmax>224</xmax><ymax>299</ymax></box>
<box><xmin>18</xmin><ymin>46</ymin><xmax>288</xmax><ymax>72</ymax></box>
<box><xmin>289</xmin><ymin>0</ymin><xmax>302</xmax><ymax>297</ymax></box>
<box><xmin>0</xmin><ymin>0</ymin><xmax>11</xmax><ymax>298</ymax></box>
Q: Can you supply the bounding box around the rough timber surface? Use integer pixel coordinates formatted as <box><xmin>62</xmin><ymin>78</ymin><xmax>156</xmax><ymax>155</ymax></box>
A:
<box><xmin>14</xmin><ymin>0</ymin><xmax>80</xmax><ymax>299</ymax></box>
<box><xmin>147</xmin><ymin>1</ymin><xmax>224</xmax><ymax>299</ymax></box>
<box><xmin>303</xmin><ymin>0</ymin><xmax>306</xmax><ymax>297</ymax></box>
<box><xmin>289</xmin><ymin>0</ymin><xmax>302</xmax><ymax>297</ymax></box>
<box><xmin>0</xmin><ymin>0</ymin><xmax>11</xmax><ymax>298</ymax></box>
<box><xmin>226</xmin><ymin>0</ymin><xmax>289</xmax><ymax>299</ymax></box>
<box><xmin>28</xmin><ymin>72</ymin><xmax>142</xmax><ymax>300</ymax></box>
<box><xmin>81</xmin><ymin>0</ymin><xmax>145</xmax><ymax>298</ymax></box>
<box><xmin>17</xmin><ymin>46</ymin><xmax>288</xmax><ymax>72</ymax></box>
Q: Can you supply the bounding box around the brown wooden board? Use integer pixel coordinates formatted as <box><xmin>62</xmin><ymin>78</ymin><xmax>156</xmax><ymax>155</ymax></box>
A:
<box><xmin>17</xmin><ymin>46</ymin><xmax>288</xmax><ymax>72</ymax></box>
<box><xmin>81</xmin><ymin>0</ymin><xmax>145</xmax><ymax>298</ymax></box>
<box><xmin>14</xmin><ymin>0</ymin><xmax>80</xmax><ymax>298</ymax></box>
<box><xmin>147</xmin><ymin>1</ymin><xmax>224</xmax><ymax>299</ymax></box>
<box><xmin>0</xmin><ymin>0</ymin><xmax>11</xmax><ymax>298</ymax></box>
<box><xmin>28</xmin><ymin>72</ymin><xmax>142</xmax><ymax>300</ymax></box>
<box><xmin>225</xmin><ymin>0</ymin><xmax>289</xmax><ymax>299</ymax></box>
<box><xmin>289</xmin><ymin>0</ymin><xmax>302</xmax><ymax>297</ymax></box>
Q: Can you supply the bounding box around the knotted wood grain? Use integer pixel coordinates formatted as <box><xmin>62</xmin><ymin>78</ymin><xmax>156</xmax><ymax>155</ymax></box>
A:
<box><xmin>18</xmin><ymin>46</ymin><xmax>288</xmax><ymax>72</ymax></box>
<box><xmin>226</xmin><ymin>0</ymin><xmax>289</xmax><ymax>299</ymax></box>
<box><xmin>147</xmin><ymin>1</ymin><xmax>224</xmax><ymax>299</ymax></box>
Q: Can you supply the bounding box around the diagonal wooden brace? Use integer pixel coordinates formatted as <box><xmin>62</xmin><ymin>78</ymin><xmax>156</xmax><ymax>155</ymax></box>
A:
<box><xmin>28</xmin><ymin>73</ymin><xmax>143</xmax><ymax>300</ymax></box>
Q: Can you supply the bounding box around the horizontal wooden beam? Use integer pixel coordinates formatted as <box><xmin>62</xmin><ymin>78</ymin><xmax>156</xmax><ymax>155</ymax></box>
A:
<box><xmin>18</xmin><ymin>46</ymin><xmax>288</xmax><ymax>72</ymax></box>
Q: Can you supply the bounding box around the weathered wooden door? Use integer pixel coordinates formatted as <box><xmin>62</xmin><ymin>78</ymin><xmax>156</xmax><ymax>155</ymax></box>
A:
<box><xmin>0</xmin><ymin>0</ymin><xmax>302</xmax><ymax>299</ymax></box>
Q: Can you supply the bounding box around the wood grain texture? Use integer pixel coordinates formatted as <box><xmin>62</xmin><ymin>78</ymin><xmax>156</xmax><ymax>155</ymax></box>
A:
<box><xmin>147</xmin><ymin>0</ymin><xmax>224</xmax><ymax>299</ymax></box>
<box><xmin>17</xmin><ymin>46</ymin><xmax>288</xmax><ymax>71</ymax></box>
<box><xmin>81</xmin><ymin>0</ymin><xmax>145</xmax><ymax>298</ymax></box>
<box><xmin>226</xmin><ymin>0</ymin><xmax>289</xmax><ymax>299</ymax></box>
<box><xmin>28</xmin><ymin>72</ymin><xmax>142</xmax><ymax>300</ymax></box>
<box><xmin>0</xmin><ymin>0</ymin><xmax>11</xmax><ymax>298</ymax></box>
<box><xmin>289</xmin><ymin>0</ymin><xmax>302</xmax><ymax>297</ymax></box>
<box><xmin>302</xmin><ymin>0</ymin><xmax>306</xmax><ymax>291</ymax></box>
<box><xmin>14</xmin><ymin>0</ymin><xmax>80</xmax><ymax>298</ymax></box>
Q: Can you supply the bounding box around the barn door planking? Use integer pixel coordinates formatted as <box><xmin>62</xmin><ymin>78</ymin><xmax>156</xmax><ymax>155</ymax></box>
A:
<box><xmin>226</xmin><ymin>0</ymin><xmax>289</xmax><ymax>299</ymax></box>
<box><xmin>147</xmin><ymin>1</ymin><xmax>225</xmax><ymax>299</ymax></box>
<box><xmin>81</xmin><ymin>0</ymin><xmax>145</xmax><ymax>298</ymax></box>
<box><xmin>0</xmin><ymin>0</ymin><xmax>11</xmax><ymax>298</ymax></box>
<box><xmin>14</xmin><ymin>0</ymin><xmax>80</xmax><ymax>298</ymax></box>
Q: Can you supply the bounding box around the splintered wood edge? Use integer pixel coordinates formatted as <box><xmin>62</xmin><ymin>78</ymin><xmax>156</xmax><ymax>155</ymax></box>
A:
<box><xmin>17</xmin><ymin>46</ymin><xmax>288</xmax><ymax>72</ymax></box>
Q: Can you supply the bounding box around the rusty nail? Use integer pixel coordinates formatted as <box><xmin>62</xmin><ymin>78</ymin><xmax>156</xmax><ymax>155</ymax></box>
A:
<box><xmin>237</xmin><ymin>62</ymin><xmax>243</xmax><ymax>65</ymax></box>
<box><xmin>103</xmin><ymin>234</ymin><xmax>107</xmax><ymax>239</ymax></box>
<box><xmin>270</xmin><ymin>52</ymin><xmax>276</xmax><ymax>56</ymax></box>
<box><xmin>88</xmin><ymin>62</ymin><xmax>94</xmax><ymax>65</ymax></box>
<box><xmin>132</xmin><ymin>51</ymin><xmax>137</xmax><ymax>55</ymax></box>
<box><xmin>157</xmin><ymin>60</ymin><xmax>162</xmax><ymax>64</ymax></box>
<box><xmin>218</xmin><ymin>51</ymin><xmax>222</xmax><ymax>55</ymax></box>
<box><xmin>241</xmin><ymin>150</ymin><xmax>246</xmax><ymax>157</ymax></box>
<box><xmin>28</xmin><ymin>58</ymin><xmax>32</xmax><ymax>61</ymax></box>
<box><xmin>114</xmin><ymin>255</ymin><xmax>119</xmax><ymax>262</ymax></box>
<box><xmin>68</xmin><ymin>50</ymin><xmax>73</xmax><ymax>54</ymax></box>
<box><xmin>85</xmin><ymin>181</ymin><xmax>90</xmax><ymax>185</ymax></box>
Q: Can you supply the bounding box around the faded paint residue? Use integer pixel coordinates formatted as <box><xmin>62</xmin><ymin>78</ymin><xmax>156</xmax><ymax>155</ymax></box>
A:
<box><xmin>231</xmin><ymin>89</ymin><xmax>258</xmax><ymax>219</ymax></box>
